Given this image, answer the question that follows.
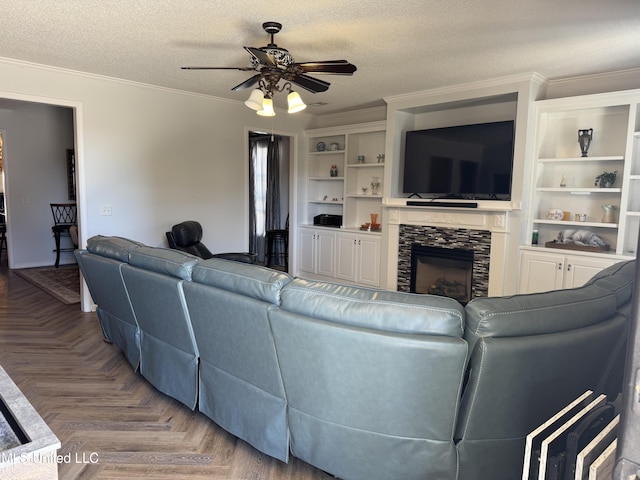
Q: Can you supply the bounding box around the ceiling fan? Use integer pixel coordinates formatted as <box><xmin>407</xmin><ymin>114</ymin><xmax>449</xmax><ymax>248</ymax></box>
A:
<box><xmin>181</xmin><ymin>21</ymin><xmax>357</xmax><ymax>115</ymax></box>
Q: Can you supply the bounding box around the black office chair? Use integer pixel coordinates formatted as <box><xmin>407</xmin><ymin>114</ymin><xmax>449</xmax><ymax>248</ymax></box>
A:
<box><xmin>166</xmin><ymin>221</ymin><xmax>256</xmax><ymax>264</ymax></box>
<box><xmin>50</xmin><ymin>203</ymin><xmax>77</xmax><ymax>267</ymax></box>
<box><xmin>265</xmin><ymin>215</ymin><xmax>289</xmax><ymax>271</ymax></box>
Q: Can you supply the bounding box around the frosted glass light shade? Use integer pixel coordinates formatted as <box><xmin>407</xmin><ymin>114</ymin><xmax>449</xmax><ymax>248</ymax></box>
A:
<box><xmin>257</xmin><ymin>97</ymin><xmax>275</xmax><ymax>117</ymax></box>
<box><xmin>244</xmin><ymin>89</ymin><xmax>264</xmax><ymax>111</ymax></box>
<box><xmin>287</xmin><ymin>91</ymin><xmax>306</xmax><ymax>113</ymax></box>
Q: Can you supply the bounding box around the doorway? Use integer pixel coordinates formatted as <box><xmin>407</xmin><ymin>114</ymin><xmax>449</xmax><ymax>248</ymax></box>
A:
<box><xmin>0</xmin><ymin>100</ymin><xmax>76</xmax><ymax>269</ymax></box>
<box><xmin>248</xmin><ymin>132</ymin><xmax>290</xmax><ymax>268</ymax></box>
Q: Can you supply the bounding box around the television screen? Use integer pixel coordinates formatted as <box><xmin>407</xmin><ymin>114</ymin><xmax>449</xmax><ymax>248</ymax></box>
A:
<box><xmin>402</xmin><ymin>120</ymin><xmax>515</xmax><ymax>200</ymax></box>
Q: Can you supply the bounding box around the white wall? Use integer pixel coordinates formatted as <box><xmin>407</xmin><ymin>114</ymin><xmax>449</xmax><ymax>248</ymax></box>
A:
<box><xmin>0</xmin><ymin>59</ymin><xmax>309</xmax><ymax>270</ymax></box>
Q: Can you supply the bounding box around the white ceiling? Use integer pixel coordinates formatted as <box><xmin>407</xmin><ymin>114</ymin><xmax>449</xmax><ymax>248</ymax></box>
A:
<box><xmin>1</xmin><ymin>0</ymin><xmax>639</xmax><ymax>115</ymax></box>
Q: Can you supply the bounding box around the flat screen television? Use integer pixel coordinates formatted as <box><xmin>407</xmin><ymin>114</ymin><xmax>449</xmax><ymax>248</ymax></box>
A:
<box><xmin>402</xmin><ymin>120</ymin><xmax>515</xmax><ymax>200</ymax></box>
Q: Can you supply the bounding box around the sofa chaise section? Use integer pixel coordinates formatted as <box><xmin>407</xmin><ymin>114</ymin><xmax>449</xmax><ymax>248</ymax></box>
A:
<box><xmin>270</xmin><ymin>279</ymin><xmax>469</xmax><ymax>480</ymax></box>
<box><xmin>183</xmin><ymin>259</ymin><xmax>292</xmax><ymax>462</ymax></box>
<box><xmin>75</xmin><ymin>235</ymin><xmax>144</xmax><ymax>369</ymax></box>
<box><xmin>121</xmin><ymin>246</ymin><xmax>201</xmax><ymax>409</ymax></box>
<box><xmin>456</xmin><ymin>272</ymin><xmax>632</xmax><ymax>480</ymax></box>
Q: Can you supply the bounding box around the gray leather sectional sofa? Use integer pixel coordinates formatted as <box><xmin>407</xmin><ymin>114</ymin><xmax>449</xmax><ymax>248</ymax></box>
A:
<box><xmin>75</xmin><ymin>235</ymin><xmax>635</xmax><ymax>480</ymax></box>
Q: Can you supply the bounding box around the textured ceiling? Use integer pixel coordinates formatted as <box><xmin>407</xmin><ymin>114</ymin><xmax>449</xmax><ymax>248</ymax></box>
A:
<box><xmin>0</xmin><ymin>1</ymin><xmax>639</xmax><ymax>114</ymax></box>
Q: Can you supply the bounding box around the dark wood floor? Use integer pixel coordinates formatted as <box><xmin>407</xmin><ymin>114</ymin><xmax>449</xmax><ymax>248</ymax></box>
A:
<box><xmin>0</xmin><ymin>264</ymin><xmax>332</xmax><ymax>479</ymax></box>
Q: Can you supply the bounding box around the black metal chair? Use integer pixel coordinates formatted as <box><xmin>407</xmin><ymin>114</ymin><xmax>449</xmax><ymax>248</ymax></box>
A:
<box><xmin>166</xmin><ymin>220</ymin><xmax>256</xmax><ymax>264</ymax></box>
<box><xmin>50</xmin><ymin>203</ymin><xmax>77</xmax><ymax>267</ymax></box>
<box><xmin>264</xmin><ymin>215</ymin><xmax>289</xmax><ymax>270</ymax></box>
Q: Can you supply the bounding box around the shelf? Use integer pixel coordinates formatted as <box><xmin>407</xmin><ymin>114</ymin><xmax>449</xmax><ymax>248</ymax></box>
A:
<box><xmin>535</xmin><ymin>187</ymin><xmax>621</xmax><ymax>194</ymax></box>
<box><xmin>345</xmin><ymin>194</ymin><xmax>383</xmax><ymax>199</ymax></box>
<box><xmin>533</xmin><ymin>219</ymin><xmax>618</xmax><ymax>229</ymax></box>
<box><xmin>538</xmin><ymin>156</ymin><xmax>624</xmax><ymax>163</ymax></box>
<box><xmin>304</xmin><ymin>122</ymin><xmax>386</xmax><ymax>249</ymax></box>
<box><xmin>341</xmin><ymin>227</ymin><xmax>382</xmax><ymax>235</ymax></box>
<box><xmin>308</xmin><ymin>150</ymin><xmax>345</xmax><ymax>155</ymax></box>
<box><xmin>523</xmin><ymin>244</ymin><xmax>623</xmax><ymax>258</ymax></box>
<box><xmin>309</xmin><ymin>200</ymin><xmax>344</xmax><ymax>205</ymax></box>
<box><xmin>347</xmin><ymin>163</ymin><xmax>385</xmax><ymax>168</ymax></box>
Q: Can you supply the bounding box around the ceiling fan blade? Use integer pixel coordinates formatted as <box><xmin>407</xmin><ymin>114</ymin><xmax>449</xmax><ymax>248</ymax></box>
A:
<box><xmin>290</xmin><ymin>73</ymin><xmax>331</xmax><ymax>93</ymax></box>
<box><xmin>181</xmin><ymin>66</ymin><xmax>255</xmax><ymax>71</ymax></box>
<box><xmin>294</xmin><ymin>60</ymin><xmax>357</xmax><ymax>75</ymax></box>
<box><xmin>244</xmin><ymin>47</ymin><xmax>276</xmax><ymax>67</ymax></box>
<box><xmin>231</xmin><ymin>74</ymin><xmax>261</xmax><ymax>91</ymax></box>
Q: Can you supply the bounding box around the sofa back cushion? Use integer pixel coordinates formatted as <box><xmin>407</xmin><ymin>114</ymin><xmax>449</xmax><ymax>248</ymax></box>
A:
<box><xmin>75</xmin><ymin>248</ymin><xmax>141</xmax><ymax>369</ymax></box>
<box><xmin>86</xmin><ymin>235</ymin><xmax>144</xmax><ymax>262</ymax></box>
<box><xmin>192</xmin><ymin>258</ymin><xmax>292</xmax><ymax>305</ymax></box>
<box><xmin>584</xmin><ymin>259</ymin><xmax>636</xmax><ymax>308</ymax></box>
<box><xmin>121</xmin><ymin>257</ymin><xmax>199</xmax><ymax>410</ymax></box>
<box><xmin>183</xmin><ymin>260</ymin><xmax>292</xmax><ymax>462</ymax></box>
<box><xmin>280</xmin><ymin>278</ymin><xmax>465</xmax><ymax>337</ymax></box>
<box><xmin>128</xmin><ymin>246</ymin><xmax>199</xmax><ymax>280</ymax></box>
<box><xmin>464</xmin><ymin>283</ymin><xmax>616</xmax><ymax>352</ymax></box>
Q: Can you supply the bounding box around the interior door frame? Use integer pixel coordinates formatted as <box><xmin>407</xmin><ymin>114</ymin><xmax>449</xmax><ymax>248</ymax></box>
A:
<box><xmin>244</xmin><ymin>126</ymin><xmax>298</xmax><ymax>271</ymax></box>
<box><xmin>0</xmin><ymin>90</ymin><xmax>89</xmax><ymax>310</ymax></box>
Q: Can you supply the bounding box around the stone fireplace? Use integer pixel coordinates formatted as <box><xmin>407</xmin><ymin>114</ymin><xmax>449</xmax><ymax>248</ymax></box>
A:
<box><xmin>382</xmin><ymin>205</ymin><xmax>517</xmax><ymax>296</ymax></box>
<box><xmin>398</xmin><ymin>225</ymin><xmax>491</xmax><ymax>299</ymax></box>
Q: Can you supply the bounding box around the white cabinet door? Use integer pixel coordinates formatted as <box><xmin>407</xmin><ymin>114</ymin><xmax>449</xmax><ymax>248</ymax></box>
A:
<box><xmin>298</xmin><ymin>227</ymin><xmax>317</xmax><ymax>275</ymax></box>
<box><xmin>357</xmin><ymin>235</ymin><xmax>381</xmax><ymax>287</ymax></box>
<box><xmin>335</xmin><ymin>232</ymin><xmax>358</xmax><ymax>282</ymax></box>
<box><xmin>520</xmin><ymin>250</ymin><xmax>618</xmax><ymax>293</ymax></box>
<box><xmin>335</xmin><ymin>232</ymin><xmax>381</xmax><ymax>287</ymax></box>
<box><xmin>316</xmin><ymin>230</ymin><xmax>336</xmax><ymax>278</ymax></box>
<box><xmin>564</xmin><ymin>257</ymin><xmax>616</xmax><ymax>288</ymax></box>
<box><xmin>519</xmin><ymin>251</ymin><xmax>565</xmax><ymax>293</ymax></box>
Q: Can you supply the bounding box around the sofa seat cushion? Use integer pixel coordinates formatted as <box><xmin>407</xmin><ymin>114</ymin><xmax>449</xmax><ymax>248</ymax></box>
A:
<box><xmin>128</xmin><ymin>246</ymin><xmax>199</xmax><ymax>280</ymax></box>
<box><xmin>279</xmin><ymin>278</ymin><xmax>465</xmax><ymax>337</ymax></box>
<box><xmin>192</xmin><ymin>258</ymin><xmax>292</xmax><ymax>305</ymax></box>
<box><xmin>86</xmin><ymin>235</ymin><xmax>145</xmax><ymax>262</ymax></box>
<box><xmin>465</xmin><ymin>283</ymin><xmax>617</xmax><ymax>352</ymax></box>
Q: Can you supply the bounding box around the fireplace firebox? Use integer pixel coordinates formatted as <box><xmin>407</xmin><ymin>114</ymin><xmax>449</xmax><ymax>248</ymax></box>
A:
<box><xmin>410</xmin><ymin>244</ymin><xmax>474</xmax><ymax>304</ymax></box>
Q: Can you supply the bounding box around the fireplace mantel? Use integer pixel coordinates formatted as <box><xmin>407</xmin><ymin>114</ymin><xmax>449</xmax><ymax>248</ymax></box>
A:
<box><xmin>382</xmin><ymin>204</ymin><xmax>521</xmax><ymax>296</ymax></box>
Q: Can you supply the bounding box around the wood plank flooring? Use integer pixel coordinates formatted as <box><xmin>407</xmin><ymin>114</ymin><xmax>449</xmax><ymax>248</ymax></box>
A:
<box><xmin>0</xmin><ymin>265</ymin><xmax>332</xmax><ymax>480</ymax></box>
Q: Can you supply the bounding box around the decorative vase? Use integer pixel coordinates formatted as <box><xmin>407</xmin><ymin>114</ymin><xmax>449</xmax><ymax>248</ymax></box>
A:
<box><xmin>578</xmin><ymin>128</ymin><xmax>593</xmax><ymax>157</ymax></box>
<box><xmin>370</xmin><ymin>177</ymin><xmax>380</xmax><ymax>195</ymax></box>
<box><xmin>601</xmin><ymin>204</ymin><xmax>616</xmax><ymax>223</ymax></box>
<box><xmin>370</xmin><ymin>213</ymin><xmax>378</xmax><ymax>226</ymax></box>
<box><xmin>330</xmin><ymin>164</ymin><xmax>338</xmax><ymax>177</ymax></box>
<box><xmin>560</xmin><ymin>175</ymin><xmax>566</xmax><ymax>188</ymax></box>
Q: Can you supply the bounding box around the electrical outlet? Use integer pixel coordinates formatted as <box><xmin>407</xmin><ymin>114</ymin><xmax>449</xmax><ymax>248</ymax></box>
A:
<box><xmin>100</xmin><ymin>205</ymin><xmax>112</xmax><ymax>216</ymax></box>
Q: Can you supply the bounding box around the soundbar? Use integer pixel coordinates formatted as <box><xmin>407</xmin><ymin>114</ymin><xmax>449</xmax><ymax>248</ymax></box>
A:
<box><xmin>406</xmin><ymin>201</ymin><xmax>478</xmax><ymax>208</ymax></box>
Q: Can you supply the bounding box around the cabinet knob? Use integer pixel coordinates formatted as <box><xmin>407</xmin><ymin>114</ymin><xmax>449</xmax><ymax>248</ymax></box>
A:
<box><xmin>558</xmin><ymin>262</ymin><xmax>563</xmax><ymax>270</ymax></box>
<box><xmin>567</xmin><ymin>264</ymin><xmax>572</xmax><ymax>271</ymax></box>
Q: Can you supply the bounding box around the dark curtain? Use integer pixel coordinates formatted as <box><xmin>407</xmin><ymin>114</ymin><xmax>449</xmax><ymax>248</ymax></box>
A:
<box><xmin>249</xmin><ymin>134</ymin><xmax>281</xmax><ymax>264</ymax></box>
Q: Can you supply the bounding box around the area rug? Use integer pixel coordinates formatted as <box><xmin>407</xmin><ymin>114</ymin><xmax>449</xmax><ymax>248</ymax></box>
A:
<box><xmin>14</xmin><ymin>265</ymin><xmax>80</xmax><ymax>305</ymax></box>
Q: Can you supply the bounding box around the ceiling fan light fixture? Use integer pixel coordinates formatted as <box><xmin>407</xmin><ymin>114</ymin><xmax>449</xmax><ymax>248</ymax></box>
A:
<box><xmin>287</xmin><ymin>90</ymin><xmax>306</xmax><ymax>113</ymax></box>
<box><xmin>256</xmin><ymin>97</ymin><xmax>275</xmax><ymax>117</ymax></box>
<box><xmin>244</xmin><ymin>89</ymin><xmax>265</xmax><ymax>111</ymax></box>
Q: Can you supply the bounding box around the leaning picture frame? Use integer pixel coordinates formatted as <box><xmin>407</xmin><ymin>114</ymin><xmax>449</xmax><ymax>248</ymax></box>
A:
<box><xmin>66</xmin><ymin>148</ymin><xmax>76</xmax><ymax>201</ymax></box>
